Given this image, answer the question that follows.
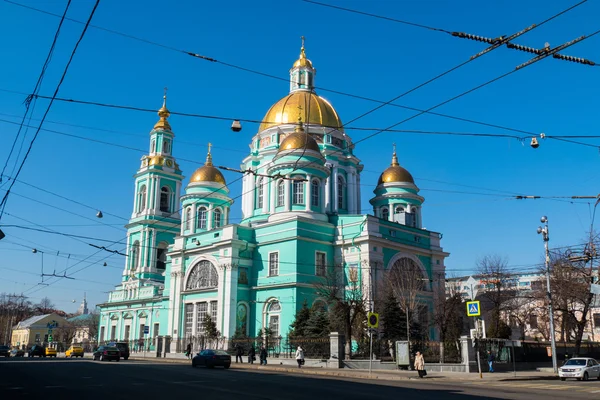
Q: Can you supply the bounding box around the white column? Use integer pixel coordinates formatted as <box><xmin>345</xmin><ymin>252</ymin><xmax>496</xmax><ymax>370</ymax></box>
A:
<box><xmin>155</xmin><ymin>177</ymin><xmax>161</xmax><ymax>212</ymax></box>
<box><xmin>249</xmin><ymin>176</ymin><xmax>256</xmax><ymax>213</ymax></box>
<box><xmin>241</xmin><ymin>174</ymin><xmax>248</xmax><ymax>217</ymax></box>
<box><xmin>284</xmin><ymin>176</ymin><xmax>291</xmax><ymax>211</ymax></box>
<box><xmin>321</xmin><ymin>180</ymin><xmax>326</xmax><ymax>213</ymax></box>
<box><xmin>356</xmin><ymin>174</ymin><xmax>361</xmax><ymax>213</ymax></box>
<box><xmin>222</xmin><ymin>266</ymin><xmax>238</xmax><ymax>338</ymax></box>
<box><xmin>207</xmin><ymin>205</ymin><xmax>213</xmax><ymax>230</ymax></box>
<box><xmin>270</xmin><ymin>180</ymin><xmax>276</xmax><ymax>213</ymax></box>
<box><xmin>262</xmin><ymin>179</ymin><xmax>269</xmax><ymax>214</ymax></box>
<box><xmin>333</xmin><ymin>167</ymin><xmax>339</xmax><ymax>213</ymax></box>
<box><xmin>192</xmin><ymin>302</ymin><xmax>198</xmax><ymax>337</ymax></box>
<box><xmin>347</xmin><ymin>172</ymin><xmax>354</xmax><ymax>214</ymax></box>
<box><xmin>167</xmin><ymin>273</ymin><xmax>176</xmax><ymax>337</ymax></box>
<box><xmin>305</xmin><ymin>175</ymin><xmax>312</xmax><ymax>211</ymax></box>
<box><xmin>132</xmin><ymin>313</ymin><xmax>138</xmax><ymax>341</ymax></box>
<box><xmin>325</xmin><ymin>176</ymin><xmax>330</xmax><ymax>213</ymax></box>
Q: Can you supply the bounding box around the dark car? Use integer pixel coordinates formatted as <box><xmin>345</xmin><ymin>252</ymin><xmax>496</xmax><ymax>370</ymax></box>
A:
<box><xmin>10</xmin><ymin>349</ymin><xmax>25</xmax><ymax>357</ymax></box>
<box><xmin>92</xmin><ymin>346</ymin><xmax>120</xmax><ymax>362</ymax></box>
<box><xmin>0</xmin><ymin>345</ymin><xmax>9</xmax><ymax>357</ymax></box>
<box><xmin>192</xmin><ymin>349</ymin><xmax>231</xmax><ymax>369</ymax></box>
<box><xmin>28</xmin><ymin>345</ymin><xmax>46</xmax><ymax>357</ymax></box>
<box><xmin>107</xmin><ymin>342</ymin><xmax>130</xmax><ymax>360</ymax></box>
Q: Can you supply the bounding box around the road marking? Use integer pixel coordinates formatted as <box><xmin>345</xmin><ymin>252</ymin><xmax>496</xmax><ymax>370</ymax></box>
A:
<box><xmin>589</xmin><ymin>390</ymin><xmax>600</xmax><ymax>393</ymax></box>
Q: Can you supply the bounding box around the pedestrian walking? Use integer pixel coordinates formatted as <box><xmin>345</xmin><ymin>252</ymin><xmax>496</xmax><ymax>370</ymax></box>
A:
<box><xmin>248</xmin><ymin>346</ymin><xmax>256</xmax><ymax>364</ymax></box>
<box><xmin>185</xmin><ymin>343</ymin><xmax>192</xmax><ymax>360</ymax></box>
<box><xmin>487</xmin><ymin>351</ymin><xmax>495</xmax><ymax>373</ymax></box>
<box><xmin>414</xmin><ymin>351</ymin><xmax>426</xmax><ymax>378</ymax></box>
<box><xmin>235</xmin><ymin>344</ymin><xmax>243</xmax><ymax>363</ymax></box>
<box><xmin>259</xmin><ymin>346</ymin><xmax>268</xmax><ymax>365</ymax></box>
<box><xmin>295</xmin><ymin>346</ymin><xmax>305</xmax><ymax>368</ymax></box>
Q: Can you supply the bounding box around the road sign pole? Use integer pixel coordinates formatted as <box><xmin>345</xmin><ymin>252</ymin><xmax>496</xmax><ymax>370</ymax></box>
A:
<box><xmin>369</xmin><ymin>329</ymin><xmax>373</xmax><ymax>377</ymax></box>
<box><xmin>474</xmin><ymin>317</ymin><xmax>482</xmax><ymax>379</ymax></box>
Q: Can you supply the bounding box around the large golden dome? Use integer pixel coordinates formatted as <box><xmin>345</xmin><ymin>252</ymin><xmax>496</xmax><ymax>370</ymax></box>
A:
<box><xmin>378</xmin><ymin>151</ymin><xmax>414</xmax><ymax>185</ymax></box>
<box><xmin>277</xmin><ymin>123</ymin><xmax>321</xmax><ymax>154</ymax></box>
<box><xmin>190</xmin><ymin>147</ymin><xmax>226</xmax><ymax>185</ymax></box>
<box><xmin>259</xmin><ymin>91</ymin><xmax>342</xmax><ymax>132</ymax></box>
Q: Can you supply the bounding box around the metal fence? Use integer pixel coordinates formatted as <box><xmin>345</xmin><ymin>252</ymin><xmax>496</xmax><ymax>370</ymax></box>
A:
<box><xmin>228</xmin><ymin>336</ymin><xmax>330</xmax><ymax>359</ymax></box>
<box><xmin>353</xmin><ymin>337</ymin><xmax>462</xmax><ymax>363</ymax></box>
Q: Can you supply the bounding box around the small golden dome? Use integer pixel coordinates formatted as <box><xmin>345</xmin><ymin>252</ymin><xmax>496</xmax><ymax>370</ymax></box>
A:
<box><xmin>278</xmin><ymin>122</ymin><xmax>321</xmax><ymax>154</ymax></box>
<box><xmin>154</xmin><ymin>91</ymin><xmax>171</xmax><ymax>131</ymax></box>
<box><xmin>190</xmin><ymin>144</ymin><xmax>226</xmax><ymax>185</ymax></box>
<box><xmin>260</xmin><ymin>91</ymin><xmax>342</xmax><ymax>132</ymax></box>
<box><xmin>378</xmin><ymin>149</ymin><xmax>414</xmax><ymax>185</ymax></box>
<box><xmin>292</xmin><ymin>36</ymin><xmax>313</xmax><ymax>69</ymax></box>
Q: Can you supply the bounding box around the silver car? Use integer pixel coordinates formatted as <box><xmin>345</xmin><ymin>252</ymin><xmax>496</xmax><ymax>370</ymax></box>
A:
<box><xmin>559</xmin><ymin>358</ymin><xmax>600</xmax><ymax>381</ymax></box>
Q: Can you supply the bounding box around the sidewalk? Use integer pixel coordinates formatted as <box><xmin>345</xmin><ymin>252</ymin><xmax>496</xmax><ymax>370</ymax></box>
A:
<box><xmin>127</xmin><ymin>355</ymin><xmax>558</xmax><ymax>382</ymax></box>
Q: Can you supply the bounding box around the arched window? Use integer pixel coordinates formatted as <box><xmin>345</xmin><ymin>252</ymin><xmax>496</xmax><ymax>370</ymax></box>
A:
<box><xmin>138</xmin><ymin>185</ymin><xmax>147</xmax><ymax>212</ymax></box>
<box><xmin>267</xmin><ymin>300</ymin><xmax>281</xmax><ymax>337</ymax></box>
<box><xmin>156</xmin><ymin>242</ymin><xmax>168</xmax><ymax>270</ymax></box>
<box><xmin>311</xmin><ymin>179</ymin><xmax>319</xmax><ymax>207</ymax></box>
<box><xmin>337</xmin><ymin>176</ymin><xmax>345</xmax><ymax>209</ymax></box>
<box><xmin>293</xmin><ymin>180</ymin><xmax>304</xmax><ymax>205</ymax></box>
<box><xmin>389</xmin><ymin>257</ymin><xmax>427</xmax><ymax>291</ymax></box>
<box><xmin>276</xmin><ymin>180</ymin><xmax>285</xmax><ymax>207</ymax></box>
<box><xmin>185</xmin><ymin>208</ymin><xmax>192</xmax><ymax>230</ymax></box>
<box><xmin>150</xmin><ymin>140</ymin><xmax>155</xmax><ymax>154</ymax></box>
<box><xmin>236</xmin><ymin>303</ymin><xmax>248</xmax><ymax>335</ymax></box>
<box><xmin>131</xmin><ymin>241</ymin><xmax>140</xmax><ymax>270</ymax></box>
<box><xmin>256</xmin><ymin>178</ymin><xmax>264</xmax><ymax>209</ymax></box>
<box><xmin>160</xmin><ymin>186</ymin><xmax>170</xmax><ymax>212</ymax></box>
<box><xmin>163</xmin><ymin>140</ymin><xmax>170</xmax><ymax>154</ymax></box>
<box><xmin>186</xmin><ymin>260</ymin><xmax>219</xmax><ymax>290</ymax></box>
<box><xmin>395</xmin><ymin>206</ymin><xmax>404</xmax><ymax>214</ymax></box>
<box><xmin>381</xmin><ymin>207</ymin><xmax>389</xmax><ymax>221</ymax></box>
<box><xmin>197</xmin><ymin>207</ymin><xmax>207</xmax><ymax>230</ymax></box>
<box><xmin>214</xmin><ymin>209</ymin><xmax>222</xmax><ymax>228</ymax></box>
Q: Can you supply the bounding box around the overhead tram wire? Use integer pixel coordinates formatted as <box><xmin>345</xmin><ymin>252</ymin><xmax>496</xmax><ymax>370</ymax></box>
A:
<box><xmin>13</xmin><ymin>6</ymin><xmax>591</xmax><ymax>292</ymax></box>
<box><xmin>0</xmin><ymin>0</ymin><xmax>101</xmax><ymax>220</ymax></box>
<box><xmin>0</xmin><ymin>0</ymin><xmax>72</xmax><ymax>187</ymax></box>
<box><xmin>7</xmin><ymin>0</ymin><xmax>586</xmax><ymax>140</ymax></box>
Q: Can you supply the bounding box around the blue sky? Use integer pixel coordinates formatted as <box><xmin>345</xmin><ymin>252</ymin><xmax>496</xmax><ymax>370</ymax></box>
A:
<box><xmin>1</xmin><ymin>0</ymin><xmax>599</xmax><ymax>313</ymax></box>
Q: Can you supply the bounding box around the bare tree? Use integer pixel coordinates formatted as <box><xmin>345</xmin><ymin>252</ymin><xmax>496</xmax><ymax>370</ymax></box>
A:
<box><xmin>433</xmin><ymin>291</ymin><xmax>464</xmax><ymax>362</ymax></box>
<box><xmin>0</xmin><ymin>293</ymin><xmax>32</xmax><ymax>344</ymax></box>
<box><xmin>476</xmin><ymin>255</ymin><xmax>514</xmax><ymax>337</ymax></box>
<box><xmin>314</xmin><ymin>264</ymin><xmax>366</xmax><ymax>359</ymax></box>
<box><xmin>35</xmin><ymin>297</ymin><xmax>55</xmax><ymax>314</ymax></box>
<box><xmin>386</xmin><ymin>257</ymin><xmax>428</xmax><ymax>344</ymax></box>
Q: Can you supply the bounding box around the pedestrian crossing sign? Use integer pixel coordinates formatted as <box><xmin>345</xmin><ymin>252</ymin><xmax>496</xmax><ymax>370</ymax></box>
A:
<box><xmin>466</xmin><ymin>301</ymin><xmax>481</xmax><ymax>317</ymax></box>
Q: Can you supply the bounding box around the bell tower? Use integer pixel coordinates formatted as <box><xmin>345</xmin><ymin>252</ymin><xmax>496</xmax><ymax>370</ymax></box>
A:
<box><xmin>125</xmin><ymin>91</ymin><xmax>183</xmax><ymax>285</ymax></box>
<box><xmin>290</xmin><ymin>36</ymin><xmax>316</xmax><ymax>92</ymax></box>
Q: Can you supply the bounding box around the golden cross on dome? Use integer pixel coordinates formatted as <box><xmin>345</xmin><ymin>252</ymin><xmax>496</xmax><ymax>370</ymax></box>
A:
<box><xmin>297</xmin><ymin>104</ymin><xmax>303</xmax><ymax>122</ymax></box>
<box><xmin>301</xmin><ymin>36</ymin><xmax>305</xmax><ymax>49</ymax></box>
<box><xmin>392</xmin><ymin>142</ymin><xmax>396</xmax><ymax>154</ymax></box>
<box><xmin>208</xmin><ymin>142</ymin><xmax>212</xmax><ymax>154</ymax></box>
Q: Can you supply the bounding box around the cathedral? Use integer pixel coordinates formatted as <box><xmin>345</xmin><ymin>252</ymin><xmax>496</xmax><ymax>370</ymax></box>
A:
<box><xmin>97</xmin><ymin>42</ymin><xmax>448</xmax><ymax>353</ymax></box>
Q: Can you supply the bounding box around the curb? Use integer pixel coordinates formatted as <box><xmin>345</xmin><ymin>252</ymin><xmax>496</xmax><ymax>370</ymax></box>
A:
<box><xmin>126</xmin><ymin>357</ymin><xmax>557</xmax><ymax>383</ymax></box>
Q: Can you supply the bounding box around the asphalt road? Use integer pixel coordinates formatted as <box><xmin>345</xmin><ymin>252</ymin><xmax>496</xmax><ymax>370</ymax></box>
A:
<box><xmin>1</xmin><ymin>358</ymin><xmax>600</xmax><ymax>399</ymax></box>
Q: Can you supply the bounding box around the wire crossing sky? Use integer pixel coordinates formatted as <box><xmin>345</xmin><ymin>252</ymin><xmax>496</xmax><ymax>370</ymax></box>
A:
<box><xmin>1</xmin><ymin>0</ymin><xmax>599</xmax><ymax>311</ymax></box>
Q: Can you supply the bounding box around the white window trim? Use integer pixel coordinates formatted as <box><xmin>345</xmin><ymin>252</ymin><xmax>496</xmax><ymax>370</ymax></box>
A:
<box><xmin>197</xmin><ymin>206</ymin><xmax>208</xmax><ymax>230</ymax></box>
<box><xmin>276</xmin><ymin>180</ymin><xmax>285</xmax><ymax>207</ymax></box>
<box><xmin>268</xmin><ymin>251</ymin><xmax>279</xmax><ymax>277</ymax></box>
<box><xmin>293</xmin><ymin>179</ymin><xmax>304</xmax><ymax>205</ymax></box>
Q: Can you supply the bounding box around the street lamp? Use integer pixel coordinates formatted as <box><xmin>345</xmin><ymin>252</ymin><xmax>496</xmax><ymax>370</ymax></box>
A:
<box><xmin>537</xmin><ymin>216</ymin><xmax>558</xmax><ymax>373</ymax></box>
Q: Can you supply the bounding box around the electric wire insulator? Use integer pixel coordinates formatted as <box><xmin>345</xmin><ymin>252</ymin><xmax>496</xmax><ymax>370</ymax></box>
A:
<box><xmin>553</xmin><ymin>53</ymin><xmax>596</xmax><ymax>66</ymax></box>
<box><xmin>451</xmin><ymin>32</ymin><xmax>498</xmax><ymax>44</ymax></box>
<box><xmin>506</xmin><ymin>42</ymin><xmax>542</xmax><ymax>54</ymax></box>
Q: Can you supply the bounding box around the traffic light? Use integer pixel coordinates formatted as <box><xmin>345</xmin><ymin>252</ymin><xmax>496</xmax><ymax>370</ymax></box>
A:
<box><xmin>48</xmin><ymin>335</ymin><xmax>53</xmax><ymax>342</ymax></box>
<box><xmin>367</xmin><ymin>312</ymin><xmax>379</xmax><ymax>329</ymax></box>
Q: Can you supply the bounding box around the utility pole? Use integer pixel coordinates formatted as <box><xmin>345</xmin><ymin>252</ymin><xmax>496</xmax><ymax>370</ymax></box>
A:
<box><xmin>537</xmin><ymin>216</ymin><xmax>558</xmax><ymax>373</ymax></box>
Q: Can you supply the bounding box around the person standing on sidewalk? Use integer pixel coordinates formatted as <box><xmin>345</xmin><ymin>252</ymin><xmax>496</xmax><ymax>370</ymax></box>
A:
<box><xmin>414</xmin><ymin>351</ymin><xmax>426</xmax><ymax>378</ymax></box>
<box><xmin>295</xmin><ymin>346</ymin><xmax>305</xmax><ymax>368</ymax></box>
<box><xmin>487</xmin><ymin>351</ymin><xmax>495</xmax><ymax>373</ymax></box>
<box><xmin>235</xmin><ymin>344</ymin><xmax>243</xmax><ymax>363</ymax></box>
<box><xmin>185</xmin><ymin>343</ymin><xmax>192</xmax><ymax>360</ymax></box>
<box><xmin>248</xmin><ymin>346</ymin><xmax>256</xmax><ymax>364</ymax></box>
<box><xmin>259</xmin><ymin>346</ymin><xmax>268</xmax><ymax>365</ymax></box>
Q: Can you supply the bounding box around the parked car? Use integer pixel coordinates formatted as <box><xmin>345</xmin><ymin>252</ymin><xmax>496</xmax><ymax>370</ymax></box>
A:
<box><xmin>10</xmin><ymin>349</ymin><xmax>25</xmax><ymax>357</ymax></box>
<box><xmin>107</xmin><ymin>342</ymin><xmax>130</xmax><ymax>360</ymax></box>
<box><xmin>0</xmin><ymin>345</ymin><xmax>10</xmax><ymax>357</ymax></box>
<box><xmin>192</xmin><ymin>349</ymin><xmax>231</xmax><ymax>369</ymax></box>
<box><xmin>559</xmin><ymin>358</ymin><xmax>600</xmax><ymax>381</ymax></box>
<box><xmin>45</xmin><ymin>347</ymin><xmax>57</xmax><ymax>358</ymax></box>
<box><xmin>92</xmin><ymin>346</ymin><xmax>120</xmax><ymax>361</ymax></box>
<box><xmin>28</xmin><ymin>345</ymin><xmax>46</xmax><ymax>357</ymax></box>
<box><xmin>65</xmin><ymin>345</ymin><xmax>84</xmax><ymax>358</ymax></box>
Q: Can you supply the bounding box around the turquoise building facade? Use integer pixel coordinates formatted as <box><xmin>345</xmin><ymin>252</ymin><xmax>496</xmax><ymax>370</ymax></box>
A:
<box><xmin>97</xmin><ymin>43</ymin><xmax>448</xmax><ymax>353</ymax></box>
